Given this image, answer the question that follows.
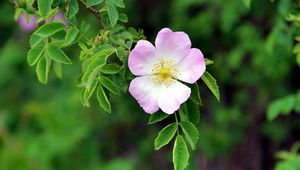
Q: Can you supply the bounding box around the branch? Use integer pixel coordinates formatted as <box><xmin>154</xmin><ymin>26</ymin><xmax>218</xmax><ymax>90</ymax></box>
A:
<box><xmin>78</xmin><ymin>0</ymin><xmax>105</xmax><ymax>29</ymax></box>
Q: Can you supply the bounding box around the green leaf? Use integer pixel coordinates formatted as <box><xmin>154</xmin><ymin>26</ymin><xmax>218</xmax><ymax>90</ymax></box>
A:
<box><xmin>87</xmin><ymin>0</ymin><xmax>104</xmax><ymax>6</ymax></box>
<box><xmin>118</xmin><ymin>13</ymin><xmax>128</xmax><ymax>23</ymax></box>
<box><xmin>46</xmin><ymin>44</ymin><xmax>72</xmax><ymax>64</ymax></box>
<box><xmin>180</xmin><ymin>121</ymin><xmax>199</xmax><ymax>150</ymax></box>
<box><xmin>83</xmin><ymin>79</ymin><xmax>98</xmax><ymax>106</ymax></box>
<box><xmin>80</xmin><ymin>21</ymin><xmax>90</xmax><ymax>34</ymax></box>
<box><xmin>97</xmin><ymin>85</ymin><xmax>111</xmax><ymax>113</ymax></box>
<box><xmin>186</xmin><ymin>100</ymin><xmax>200</xmax><ymax>125</ymax></box>
<box><xmin>66</xmin><ymin>0</ymin><xmax>79</xmax><ymax>19</ymax></box>
<box><xmin>53</xmin><ymin>62</ymin><xmax>63</xmax><ymax>79</ymax></box>
<box><xmin>154</xmin><ymin>123</ymin><xmax>177</xmax><ymax>150</ymax></box>
<box><xmin>243</xmin><ymin>0</ymin><xmax>251</xmax><ymax>8</ymax></box>
<box><xmin>148</xmin><ymin>112</ymin><xmax>169</xmax><ymax>124</ymax></box>
<box><xmin>37</xmin><ymin>0</ymin><xmax>53</xmax><ymax>17</ymax></box>
<box><xmin>173</xmin><ymin>135</ymin><xmax>189</xmax><ymax>170</ymax></box>
<box><xmin>106</xmin><ymin>1</ymin><xmax>118</xmax><ymax>27</ymax></box>
<box><xmin>27</xmin><ymin>45</ymin><xmax>45</xmax><ymax>66</ymax></box>
<box><xmin>34</xmin><ymin>22</ymin><xmax>66</xmax><ymax>38</ymax></box>
<box><xmin>116</xmin><ymin>47</ymin><xmax>126</xmax><ymax>60</ymax></box>
<box><xmin>36</xmin><ymin>57</ymin><xmax>50</xmax><ymax>84</ymax></box>
<box><xmin>178</xmin><ymin>108</ymin><xmax>188</xmax><ymax>122</ymax></box>
<box><xmin>190</xmin><ymin>83</ymin><xmax>202</xmax><ymax>105</ymax></box>
<box><xmin>99</xmin><ymin>76</ymin><xmax>120</xmax><ymax>95</ymax></box>
<box><xmin>111</xmin><ymin>0</ymin><xmax>125</xmax><ymax>8</ymax></box>
<box><xmin>64</xmin><ymin>27</ymin><xmax>79</xmax><ymax>46</ymax></box>
<box><xmin>267</xmin><ymin>95</ymin><xmax>296</xmax><ymax>121</ymax></box>
<box><xmin>101</xmin><ymin>64</ymin><xmax>120</xmax><ymax>74</ymax></box>
<box><xmin>201</xmin><ymin>71</ymin><xmax>220</xmax><ymax>101</ymax></box>
<box><xmin>30</xmin><ymin>33</ymin><xmax>44</xmax><ymax>48</ymax></box>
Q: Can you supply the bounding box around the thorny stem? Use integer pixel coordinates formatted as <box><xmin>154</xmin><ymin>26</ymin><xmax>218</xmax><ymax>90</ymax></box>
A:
<box><xmin>78</xmin><ymin>0</ymin><xmax>105</xmax><ymax>29</ymax></box>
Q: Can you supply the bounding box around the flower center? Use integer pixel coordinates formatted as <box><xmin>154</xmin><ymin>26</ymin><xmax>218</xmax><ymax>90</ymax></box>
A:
<box><xmin>151</xmin><ymin>59</ymin><xmax>179</xmax><ymax>85</ymax></box>
<box><xmin>158</xmin><ymin>67</ymin><xmax>172</xmax><ymax>79</ymax></box>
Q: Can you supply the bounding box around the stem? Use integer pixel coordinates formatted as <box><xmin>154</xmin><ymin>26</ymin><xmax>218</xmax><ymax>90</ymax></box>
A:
<box><xmin>174</xmin><ymin>111</ymin><xmax>180</xmax><ymax>136</ymax></box>
<box><xmin>78</xmin><ymin>0</ymin><xmax>105</xmax><ymax>29</ymax></box>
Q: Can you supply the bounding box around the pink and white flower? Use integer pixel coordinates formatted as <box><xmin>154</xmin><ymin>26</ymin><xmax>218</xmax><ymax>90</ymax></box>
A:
<box><xmin>128</xmin><ymin>28</ymin><xmax>206</xmax><ymax>114</ymax></box>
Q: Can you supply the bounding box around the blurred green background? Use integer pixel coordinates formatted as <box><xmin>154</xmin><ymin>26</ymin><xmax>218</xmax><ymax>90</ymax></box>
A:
<box><xmin>1</xmin><ymin>0</ymin><xmax>300</xmax><ymax>170</ymax></box>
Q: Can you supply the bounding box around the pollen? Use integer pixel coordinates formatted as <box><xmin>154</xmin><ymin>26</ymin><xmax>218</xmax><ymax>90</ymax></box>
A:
<box><xmin>151</xmin><ymin>58</ymin><xmax>179</xmax><ymax>85</ymax></box>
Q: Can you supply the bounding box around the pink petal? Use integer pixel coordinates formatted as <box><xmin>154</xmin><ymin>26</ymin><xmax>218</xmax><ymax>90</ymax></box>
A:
<box><xmin>177</xmin><ymin>48</ymin><xmax>206</xmax><ymax>84</ymax></box>
<box><xmin>129</xmin><ymin>76</ymin><xmax>160</xmax><ymax>114</ymax></box>
<box><xmin>155</xmin><ymin>28</ymin><xmax>191</xmax><ymax>62</ymax></box>
<box><xmin>128</xmin><ymin>40</ymin><xmax>158</xmax><ymax>76</ymax></box>
<box><xmin>157</xmin><ymin>80</ymin><xmax>191</xmax><ymax>114</ymax></box>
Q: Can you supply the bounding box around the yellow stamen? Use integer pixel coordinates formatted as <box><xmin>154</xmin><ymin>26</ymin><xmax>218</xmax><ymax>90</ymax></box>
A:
<box><xmin>151</xmin><ymin>58</ymin><xmax>179</xmax><ymax>86</ymax></box>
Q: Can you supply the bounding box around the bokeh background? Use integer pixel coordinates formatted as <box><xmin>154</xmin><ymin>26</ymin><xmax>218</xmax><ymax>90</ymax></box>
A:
<box><xmin>1</xmin><ymin>0</ymin><xmax>300</xmax><ymax>170</ymax></box>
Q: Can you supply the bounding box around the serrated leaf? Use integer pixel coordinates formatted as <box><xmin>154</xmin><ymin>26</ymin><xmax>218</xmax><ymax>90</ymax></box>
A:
<box><xmin>173</xmin><ymin>135</ymin><xmax>189</xmax><ymax>170</ymax></box>
<box><xmin>116</xmin><ymin>47</ymin><xmax>126</xmax><ymax>60</ymax></box>
<box><xmin>30</xmin><ymin>33</ymin><xmax>44</xmax><ymax>48</ymax></box>
<box><xmin>46</xmin><ymin>44</ymin><xmax>72</xmax><ymax>64</ymax></box>
<box><xmin>154</xmin><ymin>123</ymin><xmax>177</xmax><ymax>150</ymax></box>
<box><xmin>64</xmin><ymin>27</ymin><xmax>79</xmax><ymax>46</ymax></box>
<box><xmin>97</xmin><ymin>85</ymin><xmax>111</xmax><ymax>113</ymax></box>
<box><xmin>66</xmin><ymin>0</ymin><xmax>79</xmax><ymax>19</ymax></box>
<box><xmin>34</xmin><ymin>22</ymin><xmax>66</xmax><ymax>38</ymax></box>
<box><xmin>201</xmin><ymin>71</ymin><xmax>220</xmax><ymax>101</ymax></box>
<box><xmin>180</xmin><ymin>121</ymin><xmax>199</xmax><ymax>150</ymax></box>
<box><xmin>87</xmin><ymin>0</ymin><xmax>104</xmax><ymax>6</ymax></box>
<box><xmin>53</xmin><ymin>62</ymin><xmax>63</xmax><ymax>79</ymax></box>
<box><xmin>106</xmin><ymin>1</ymin><xmax>118</xmax><ymax>27</ymax></box>
<box><xmin>27</xmin><ymin>45</ymin><xmax>45</xmax><ymax>66</ymax></box>
<box><xmin>101</xmin><ymin>64</ymin><xmax>120</xmax><ymax>74</ymax></box>
<box><xmin>148</xmin><ymin>112</ymin><xmax>169</xmax><ymax>124</ymax></box>
<box><xmin>37</xmin><ymin>0</ymin><xmax>53</xmax><ymax>17</ymax></box>
<box><xmin>83</xmin><ymin>79</ymin><xmax>98</xmax><ymax>106</ymax></box>
<box><xmin>190</xmin><ymin>83</ymin><xmax>202</xmax><ymax>105</ymax></box>
<box><xmin>186</xmin><ymin>100</ymin><xmax>200</xmax><ymax>125</ymax></box>
<box><xmin>111</xmin><ymin>0</ymin><xmax>125</xmax><ymax>8</ymax></box>
<box><xmin>36</xmin><ymin>57</ymin><xmax>50</xmax><ymax>84</ymax></box>
<box><xmin>99</xmin><ymin>76</ymin><xmax>120</xmax><ymax>95</ymax></box>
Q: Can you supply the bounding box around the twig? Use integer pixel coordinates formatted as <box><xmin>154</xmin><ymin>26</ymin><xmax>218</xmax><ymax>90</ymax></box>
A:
<box><xmin>78</xmin><ymin>0</ymin><xmax>105</xmax><ymax>29</ymax></box>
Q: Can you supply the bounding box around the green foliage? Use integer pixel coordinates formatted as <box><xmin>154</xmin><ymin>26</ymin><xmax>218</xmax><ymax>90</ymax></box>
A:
<box><xmin>87</xmin><ymin>0</ymin><xmax>104</xmax><ymax>7</ymax></box>
<box><xmin>148</xmin><ymin>112</ymin><xmax>169</xmax><ymax>124</ymax></box>
<box><xmin>173</xmin><ymin>135</ymin><xmax>189</xmax><ymax>170</ymax></box>
<box><xmin>275</xmin><ymin>142</ymin><xmax>300</xmax><ymax>170</ymax></box>
<box><xmin>242</xmin><ymin>0</ymin><xmax>251</xmax><ymax>8</ymax></box>
<box><xmin>180</xmin><ymin>121</ymin><xmax>200</xmax><ymax>150</ymax></box>
<box><xmin>27</xmin><ymin>45</ymin><xmax>44</xmax><ymax>66</ymax></box>
<box><xmin>267</xmin><ymin>91</ymin><xmax>300</xmax><ymax>121</ymax></box>
<box><xmin>37</xmin><ymin>0</ymin><xmax>52</xmax><ymax>18</ymax></box>
<box><xmin>97</xmin><ymin>85</ymin><xmax>111</xmax><ymax>113</ymax></box>
<box><xmin>154</xmin><ymin>123</ymin><xmax>177</xmax><ymax>150</ymax></box>
<box><xmin>46</xmin><ymin>44</ymin><xmax>72</xmax><ymax>64</ymax></box>
<box><xmin>201</xmin><ymin>71</ymin><xmax>220</xmax><ymax>102</ymax></box>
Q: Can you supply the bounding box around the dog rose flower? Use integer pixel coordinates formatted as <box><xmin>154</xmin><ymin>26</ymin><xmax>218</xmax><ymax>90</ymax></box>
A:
<box><xmin>128</xmin><ymin>28</ymin><xmax>206</xmax><ymax>114</ymax></box>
